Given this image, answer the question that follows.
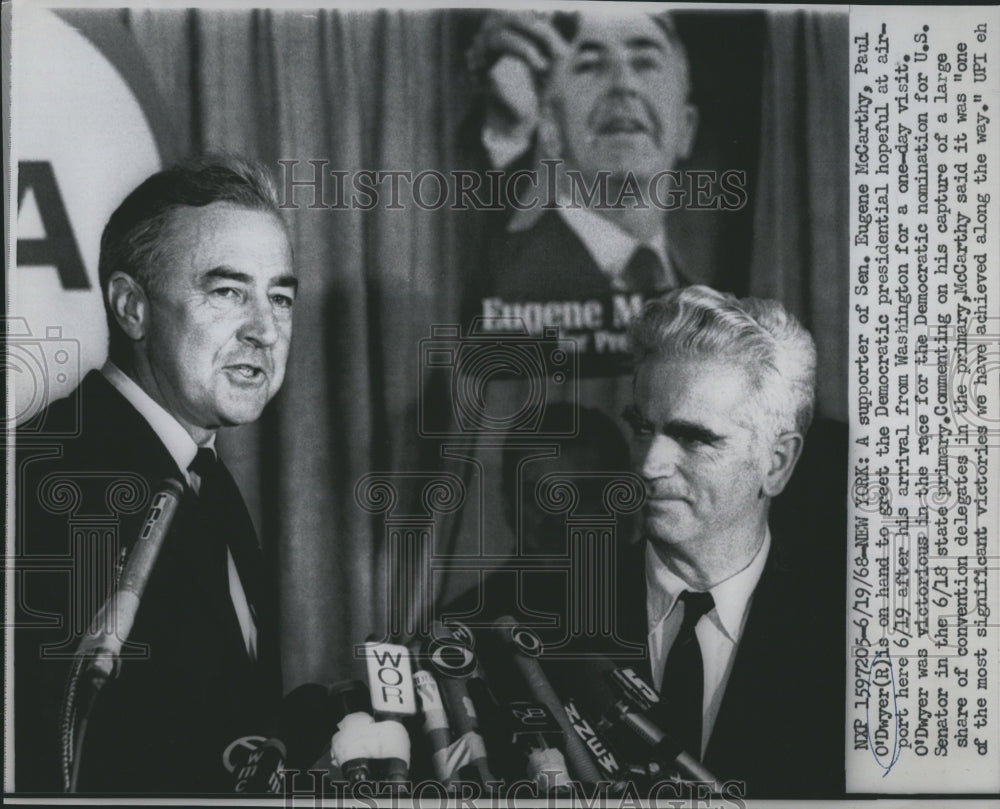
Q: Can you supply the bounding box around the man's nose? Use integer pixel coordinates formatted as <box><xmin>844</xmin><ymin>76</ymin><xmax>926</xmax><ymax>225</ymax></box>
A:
<box><xmin>239</xmin><ymin>295</ymin><xmax>279</xmax><ymax>347</ymax></box>
<box><xmin>639</xmin><ymin>435</ymin><xmax>680</xmax><ymax>480</ymax></box>
<box><xmin>608</xmin><ymin>53</ymin><xmax>641</xmax><ymax>93</ymax></box>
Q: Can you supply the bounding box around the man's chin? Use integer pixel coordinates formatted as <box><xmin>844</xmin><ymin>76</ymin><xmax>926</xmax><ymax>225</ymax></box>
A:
<box><xmin>214</xmin><ymin>396</ymin><xmax>270</xmax><ymax>427</ymax></box>
<box><xmin>643</xmin><ymin>515</ymin><xmax>693</xmax><ymax>547</ymax></box>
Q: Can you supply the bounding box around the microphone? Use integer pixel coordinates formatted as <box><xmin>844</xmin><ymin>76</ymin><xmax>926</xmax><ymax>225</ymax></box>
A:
<box><xmin>554</xmin><ymin>656</ymin><xmax>720</xmax><ymax>788</ymax></box>
<box><xmin>506</xmin><ymin>701</ymin><xmax>573</xmax><ymax>793</ymax></box>
<box><xmin>428</xmin><ymin>620</ymin><xmax>509</xmax><ymax>769</ymax></box>
<box><xmin>429</xmin><ymin>617</ymin><xmax>477</xmax><ymax>651</ymax></box>
<box><xmin>424</xmin><ymin>635</ymin><xmax>496</xmax><ymax>786</ymax></box>
<box><xmin>409</xmin><ymin>642</ymin><xmax>455</xmax><ymax>784</ymax></box>
<box><xmin>228</xmin><ymin>682</ymin><xmax>337</xmax><ymax>793</ymax></box>
<box><xmin>329</xmin><ymin>681</ymin><xmax>378</xmax><ymax>783</ymax></box>
<box><xmin>75</xmin><ymin>478</ymin><xmax>184</xmax><ymax>689</ymax></box>
<box><xmin>493</xmin><ymin>616</ymin><xmax>603</xmax><ymax>784</ymax></box>
<box><xmin>363</xmin><ymin>642</ymin><xmax>416</xmax><ymax>783</ymax></box>
<box><xmin>563</xmin><ymin>697</ymin><xmax>624</xmax><ymax>780</ymax></box>
<box><xmin>328</xmin><ymin>680</ymin><xmax>411</xmax><ymax>785</ymax></box>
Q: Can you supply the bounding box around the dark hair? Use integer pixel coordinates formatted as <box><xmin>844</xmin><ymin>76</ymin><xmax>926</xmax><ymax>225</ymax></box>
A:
<box><xmin>546</xmin><ymin>11</ymin><xmax>692</xmax><ymax>100</ymax></box>
<box><xmin>552</xmin><ymin>10</ymin><xmax>682</xmax><ymax>48</ymax></box>
<box><xmin>501</xmin><ymin>403</ymin><xmax>631</xmax><ymax>508</ymax></box>
<box><xmin>98</xmin><ymin>154</ymin><xmax>282</xmax><ymax>363</ymax></box>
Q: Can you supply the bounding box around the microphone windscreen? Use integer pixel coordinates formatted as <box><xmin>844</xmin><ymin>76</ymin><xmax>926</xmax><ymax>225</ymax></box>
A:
<box><xmin>278</xmin><ymin>683</ymin><xmax>336</xmax><ymax>770</ymax></box>
<box><xmin>331</xmin><ymin>713</ymin><xmax>380</xmax><ymax>765</ymax></box>
<box><xmin>375</xmin><ymin>719</ymin><xmax>411</xmax><ymax>766</ymax></box>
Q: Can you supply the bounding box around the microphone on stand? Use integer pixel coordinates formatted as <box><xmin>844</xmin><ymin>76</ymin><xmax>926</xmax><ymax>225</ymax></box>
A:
<box><xmin>409</xmin><ymin>641</ymin><xmax>456</xmax><ymax>785</ymax></box>
<box><xmin>63</xmin><ymin>479</ymin><xmax>184</xmax><ymax>791</ymax></box>
<box><xmin>328</xmin><ymin>681</ymin><xmax>380</xmax><ymax>784</ymax></box>
<box><xmin>363</xmin><ymin>641</ymin><xmax>416</xmax><ymax>786</ymax></box>
<box><xmin>493</xmin><ymin>616</ymin><xmax>603</xmax><ymax>784</ymax></box>
<box><xmin>554</xmin><ymin>656</ymin><xmax>721</xmax><ymax>789</ymax></box>
<box><xmin>424</xmin><ymin>635</ymin><xmax>496</xmax><ymax>786</ymax></box>
<box><xmin>562</xmin><ymin>696</ymin><xmax>625</xmax><ymax>780</ymax></box>
<box><xmin>429</xmin><ymin>620</ymin><xmax>511</xmax><ymax>774</ymax></box>
<box><xmin>228</xmin><ymin>682</ymin><xmax>333</xmax><ymax>794</ymax></box>
<box><xmin>506</xmin><ymin>700</ymin><xmax>573</xmax><ymax>794</ymax></box>
<box><xmin>328</xmin><ymin>678</ymin><xmax>413</xmax><ymax>787</ymax></box>
<box><xmin>75</xmin><ymin>479</ymin><xmax>185</xmax><ymax>688</ymax></box>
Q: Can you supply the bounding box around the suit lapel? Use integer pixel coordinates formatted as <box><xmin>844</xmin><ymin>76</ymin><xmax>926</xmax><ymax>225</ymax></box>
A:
<box><xmin>702</xmin><ymin>542</ymin><xmax>792</xmax><ymax>770</ymax></box>
<box><xmin>213</xmin><ymin>461</ymin><xmax>265</xmax><ymax>613</ymax></box>
<box><xmin>80</xmin><ymin>371</ymin><xmax>184</xmax><ymax>489</ymax></box>
<box><xmin>86</xmin><ymin>371</ymin><xmax>258</xmax><ymax>668</ymax></box>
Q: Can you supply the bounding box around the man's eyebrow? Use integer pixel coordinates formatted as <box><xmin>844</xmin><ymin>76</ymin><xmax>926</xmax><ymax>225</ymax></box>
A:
<box><xmin>200</xmin><ymin>267</ymin><xmax>297</xmax><ymax>291</ymax></box>
<box><xmin>575</xmin><ymin>37</ymin><xmax>665</xmax><ymax>57</ymax></box>
<box><xmin>575</xmin><ymin>40</ymin><xmax>608</xmax><ymax>55</ymax></box>
<box><xmin>662</xmin><ymin>419</ymin><xmax>723</xmax><ymax>443</ymax></box>
<box><xmin>202</xmin><ymin>267</ymin><xmax>252</xmax><ymax>285</ymax></box>
<box><xmin>271</xmin><ymin>274</ymin><xmax>298</xmax><ymax>292</ymax></box>
<box><xmin>626</xmin><ymin>36</ymin><xmax>666</xmax><ymax>52</ymax></box>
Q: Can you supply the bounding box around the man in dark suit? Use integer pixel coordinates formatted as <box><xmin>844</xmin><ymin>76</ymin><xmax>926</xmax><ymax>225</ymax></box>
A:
<box><xmin>463</xmin><ymin>10</ymin><xmax>701</xmax><ymax>377</ymax></box>
<box><xmin>605</xmin><ymin>286</ymin><xmax>844</xmax><ymax>797</ymax></box>
<box><xmin>469</xmin><ymin>15</ymin><xmax>694</xmax><ymax>283</ymax></box>
<box><xmin>13</xmin><ymin>157</ymin><xmax>297</xmax><ymax>793</ymax></box>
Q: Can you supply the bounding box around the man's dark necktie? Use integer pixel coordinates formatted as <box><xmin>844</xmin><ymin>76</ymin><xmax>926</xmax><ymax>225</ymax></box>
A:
<box><xmin>623</xmin><ymin>245</ymin><xmax>666</xmax><ymax>294</ymax></box>
<box><xmin>188</xmin><ymin>448</ymin><xmax>261</xmax><ymax>647</ymax></box>
<box><xmin>660</xmin><ymin>590</ymin><xmax>715</xmax><ymax>758</ymax></box>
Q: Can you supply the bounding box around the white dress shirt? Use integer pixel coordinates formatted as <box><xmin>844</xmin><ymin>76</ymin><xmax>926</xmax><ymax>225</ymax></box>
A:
<box><xmin>101</xmin><ymin>362</ymin><xmax>258</xmax><ymax>660</ymax></box>
<box><xmin>557</xmin><ymin>204</ymin><xmax>678</xmax><ymax>292</ymax></box>
<box><xmin>645</xmin><ymin>530</ymin><xmax>771</xmax><ymax>756</ymax></box>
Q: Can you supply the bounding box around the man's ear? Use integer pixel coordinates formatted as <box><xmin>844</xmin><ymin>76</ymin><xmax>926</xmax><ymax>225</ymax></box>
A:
<box><xmin>761</xmin><ymin>430</ymin><xmax>804</xmax><ymax>498</ymax></box>
<box><xmin>107</xmin><ymin>272</ymin><xmax>149</xmax><ymax>343</ymax></box>
<box><xmin>675</xmin><ymin>102</ymin><xmax>699</xmax><ymax>162</ymax></box>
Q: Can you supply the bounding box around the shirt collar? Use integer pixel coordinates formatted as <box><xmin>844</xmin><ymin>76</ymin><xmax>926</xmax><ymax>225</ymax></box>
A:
<box><xmin>101</xmin><ymin>361</ymin><xmax>215</xmax><ymax>478</ymax></box>
<box><xmin>645</xmin><ymin>529</ymin><xmax>771</xmax><ymax>642</ymax></box>
<box><xmin>556</xmin><ymin>204</ymin><xmax>675</xmax><ymax>290</ymax></box>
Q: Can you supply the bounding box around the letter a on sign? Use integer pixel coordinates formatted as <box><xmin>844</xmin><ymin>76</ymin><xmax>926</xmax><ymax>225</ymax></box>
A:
<box><xmin>17</xmin><ymin>161</ymin><xmax>89</xmax><ymax>289</ymax></box>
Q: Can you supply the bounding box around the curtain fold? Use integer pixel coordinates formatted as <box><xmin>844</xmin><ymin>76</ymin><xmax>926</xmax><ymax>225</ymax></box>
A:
<box><xmin>749</xmin><ymin>11</ymin><xmax>849</xmax><ymax>422</ymax></box>
<box><xmin>128</xmin><ymin>8</ymin><xmax>464</xmax><ymax>687</ymax></box>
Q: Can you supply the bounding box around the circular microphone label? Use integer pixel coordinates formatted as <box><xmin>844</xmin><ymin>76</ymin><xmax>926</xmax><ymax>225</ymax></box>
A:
<box><xmin>510</xmin><ymin>625</ymin><xmax>543</xmax><ymax>657</ymax></box>
<box><xmin>222</xmin><ymin>735</ymin><xmax>267</xmax><ymax>774</ymax></box>
<box><xmin>444</xmin><ymin>620</ymin><xmax>476</xmax><ymax>649</ymax></box>
<box><xmin>426</xmin><ymin>639</ymin><xmax>476</xmax><ymax>678</ymax></box>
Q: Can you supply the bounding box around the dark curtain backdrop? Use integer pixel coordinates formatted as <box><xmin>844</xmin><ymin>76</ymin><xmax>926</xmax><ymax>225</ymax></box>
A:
<box><xmin>120</xmin><ymin>8</ymin><xmax>848</xmax><ymax>690</ymax></box>
<box><xmin>749</xmin><ymin>11</ymin><xmax>850</xmax><ymax>422</ymax></box>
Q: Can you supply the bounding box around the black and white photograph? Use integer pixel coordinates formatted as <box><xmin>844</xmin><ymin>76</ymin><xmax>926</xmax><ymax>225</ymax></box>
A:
<box><xmin>3</xmin><ymin>1</ymin><xmax>997</xmax><ymax>805</ymax></box>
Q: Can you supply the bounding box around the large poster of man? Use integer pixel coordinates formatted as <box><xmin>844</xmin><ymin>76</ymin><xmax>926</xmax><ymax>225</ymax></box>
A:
<box><xmin>5</xmin><ymin>1</ymin><xmax>996</xmax><ymax>804</ymax></box>
<box><xmin>463</xmin><ymin>11</ymin><xmax>786</xmax><ymax>377</ymax></box>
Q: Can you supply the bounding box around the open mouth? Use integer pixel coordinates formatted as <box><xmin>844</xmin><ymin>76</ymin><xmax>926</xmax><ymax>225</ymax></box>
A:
<box><xmin>225</xmin><ymin>364</ymin><xmax>266</xmax><ymax>382</ymax></box>
<box><xmin>597</xmin><ymin>115</ymin><xmax>650</xmax><ymax>135</ymax></box>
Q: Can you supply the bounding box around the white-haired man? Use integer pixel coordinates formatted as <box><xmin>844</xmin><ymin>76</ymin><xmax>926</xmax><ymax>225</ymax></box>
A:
<box><xmin>614</xmin><ymin>285</ymin><xmax>843</xmax><ymax>796</ymax></box>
